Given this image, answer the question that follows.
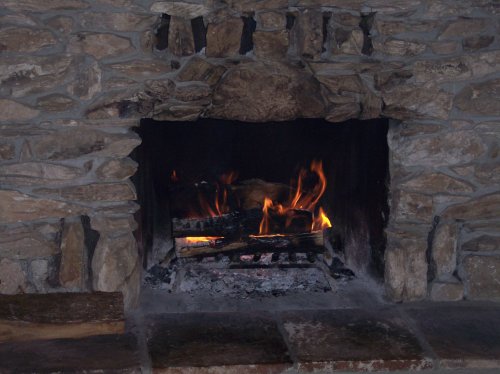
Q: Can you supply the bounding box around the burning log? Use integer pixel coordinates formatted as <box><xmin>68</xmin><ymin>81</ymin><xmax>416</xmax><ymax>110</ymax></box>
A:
<box><xmin>174</xmin><ymin>230</ymin><xmax>327</xmax><ymax>258</ymax></box>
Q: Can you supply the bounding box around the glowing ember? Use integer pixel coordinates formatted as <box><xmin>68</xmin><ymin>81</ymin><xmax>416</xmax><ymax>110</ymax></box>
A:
<box><xmin>170</xmin><ymin>170</ymin><xmax>179</xmax><ymax>183</ymax></box>
<box><xmin>185</xmin><ymin>236</ymin><xmax>222</xmax><ymax>244</ymax></box>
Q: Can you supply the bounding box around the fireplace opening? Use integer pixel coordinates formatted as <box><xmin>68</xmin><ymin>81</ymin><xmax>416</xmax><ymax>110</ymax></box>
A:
<box><xmin>132</xmin><ymin>118</ymin><xmax>389</xmax><ymax>297</ymax></box>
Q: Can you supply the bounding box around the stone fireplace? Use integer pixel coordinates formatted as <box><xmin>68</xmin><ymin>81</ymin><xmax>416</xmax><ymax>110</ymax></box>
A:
<box><xmin>0</xmin><ymin>0</ymin><xmax>499</xmax><ymax>309</ymax></box>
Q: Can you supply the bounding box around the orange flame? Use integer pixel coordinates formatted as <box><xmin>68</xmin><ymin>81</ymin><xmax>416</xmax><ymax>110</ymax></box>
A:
<box><xmin>185</xmin><ymin>236</ymin><xmax>222</xmax><ymax>244</ymax></box>
<box><xmin>171</xmin><ymin>170</ymin><xmax>179</xmax><ymax>183</ymax></box>
<box><xmin>312</xmin><ymin>207</ymin><xmax>332</xmax><ymax>231</ymax></box>
<box><xmin>197</xmin><ymin>171</ymin><xmax>238</xmax><ymax>218</ymax></box>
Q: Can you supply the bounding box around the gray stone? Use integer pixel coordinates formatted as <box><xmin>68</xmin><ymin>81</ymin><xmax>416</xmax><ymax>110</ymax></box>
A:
<box><xmin>68</xmin><ymin>60</ymin><xmax>102</xmax><ymax>100</ymax></box>
<box><xmin>174</xmin><ymin>83</ymin><xmax>212</xmax><ymax>102</ymax></box>
<box><xmin>35</xmin><ymin>183</ymin><xmax>136</xmax><ymax>202</ymax></box>
<box><xmin>400</xmin><ymin>173</ymin><xmax>474</xmax><ymax>195</ymax></box>
<box><xmin>463</xmin><ymin>35</ymin><xmax>494</xmax><ymax>51</ymax></box>
<box><xmin>168</xmin><ymin>17</ymin><xmax>195</xmax><ymax>57</ymax></box>
<box><xmin>209</xmin><ymin>61</ymin><xmax>325</xmax><ymax>122</ymax></box>
<box><xmin>30</xmin><ymin>258</ymin><xmax>50</xmax><ymax>292</ymax></box>
<box><xmin>257</xmin><ymin>11</ymin><xmax>285</xmax><ymax>30</ymax></box>
<box><xmin>253</xmin><ymin>30</ymin><xmax>289</xmax><ymax>59</ymax></box>
<box><xmin>96</xmin><ymin>158</ymin><xmax>138</xmax><ymax>181</ymax></box>
<box><xmin>0</xmin><ymin>259</ymin><xmax>27</xmax><ymax>294</ymax></box>
<box><xmin>332</xmin><ymin>12</ymin><xmax>361</xmax><ymax>27</ymax></box>
<box><xmin>374</xmin><ymin>19</ymin><xmax>437</xmax><ymax>35</ymax></box>
<box><xmin>69</xmin><ymin>33</ymin><xmax>134</xmax><ymax>60</ymax></box>
<box><xmin>430</xmin><ymin>280</ymin><xmax>464</xmax><ymax>301</ymax></box>
<box><xmin>90</xmin><ymin>214</ymin><xmax>138</xmax><ymax>236</ymax></box>
<box><xmin>0</xmin><ymin>143</ymin><xmax>15</xmax><ymax>160</ymax></box>
<box><xmin>0</xmin><ymin>27</ymin><xmax>56</xmax><ymax>52</ymax></box>
<box><xmin>59</xmin><ymin>219</ymin><xmax>86</xmax><ymax>289</ymax></box>
<box><xmin>36</xmin><ymin>94</ymin><xmax>76</xmax><ymax>112</ymax></box>
<box><xmin>385</xmin><ymin>227</ymin><xmax>428</xmax><ymax>301</ymax></box>
<box><xmin>442</xmin><ymin>193</ymin><xmax>500</xmax><ymax>221</ymax></box>
<box><xmin>80</xmin><ymin>12</ymin><xmax>157</xmax><ymax>32</ymax></box>
<box><xmin>333</xmin><ymin>29</ymin><xmax>364</xmax><ymax>55</ymax></box>
<box><xmin>1</xmin><ymin>0</ymin><xmax>88</xmax><ymax>11</ymax></box>
<box><xmin>390</xmin><ymin>131</ymin><xmax>486</xmax><ymax>167</ymax></box>
<box><xmin>474</xmin><ymin>163</ymin><xmax>500</xmax><ymax>185</ymax></box>
<box><xmin>425</xmin><ymin>1</ymin><xmax>473</xmax><ymax>17</ymax></box>
<box><xmin>0</xmin><ymin>14</ymin><xmax>37</xmax><ymax>27</ymax></box>
<box><xmin>0</xmin><ymin>190</ymin><xmax>87</xmax><ymax>224</ymax></box>
<box><xmin>382</xmin><ymin>83</ymin><xmax>453</xmax><ymax>120</ymax></box>
<box><xmin>413</xmin><ymin>59</ymin><xmax>471</xmax><ymax>83</ymax></box>
<box><xmin>152</xmin><ymin>103</ymin><xmax>205</xmax><ymax>121</ymax></box>
<box><xmin>150</xmin><ymin>2</ymin><xmax>210</xmax><ymax>18</ymax></box>
<box><xmin>324</xmin><ymin>96</ymin><xmax>360</xmax><ymax>122</ymax></box>
<box><xmin>176</xmin><ymin>57</ymin><xmax>226</xmax><ymax>86</ymax></box>
<box><xmin>91</xmin><ymin>233</ymin><xmax>139</xmax><ymax>292</ymax></box>
<box><xmin>462</xmin><ymin>235</ymin><xmax>500</xmax><ymax>252</ymax></box>
<box><xmin>233</xmin><ymin>0</ymin><xmax>288</xmax><ymax>12</ymax></box>
<box><xmin>455</xmin><ymin>78</ymin><xmax>500</xmax><ymax>116</ymax></box>
<box><xmin>206</xmin><ymin>18</ymin><xmax>241</xmax><ymax>58</ymax></box>
<box><xmin>439</xmin><ymin>18</ymin><xmax>488</xmax><ymax>39</ymax></box>
<box><xmin>462</xmin><ymin>255</ymin><xmax>500</xmax><ymax>300</ymax></box>
<box><xmin>373</xmin><ymin>38</ymin><xmax>426</xmax><ymax>56</ymax></box>
<box><xmin>107</xmin><ymin>60</ymin><xmax>172</xmax><ymax>78</ymax></box>
<box><xmin>0</xmin><ymin>100</ymin><xmax>39</xmax><ymax>122</ymax></box>
<box><xmin>0</xmin><ymin>162</ymin><xmax>84</xmax><ymax>187</ymax></box>
<box><xmin>391</xmin><ymin>190</ymin><xmax>433</xmax><ymax>223</ymax></box>
<box><xmin>0</xmin><ymin>55</ymin><xmax>74</xmax><ymax>98</ymax></box>
<box><xmin>430</xmin><ymin>41</ymin><xmax>459</xmax><ymax>55</ymax></box>
<box><xmin>297</xmin><ymin>9</ymin><xmax>323</xmax><ymax>59</ymax></box>
<box><xmin>0</xmin><ymin>223</ymin><xmax>60</xmax><ymax>260</ymax></box>
<box><xmin>432</xmin><ymin>223</ymin><xmax>458</xmax><ymax>279</ymax></box>
<box><xmin>365</xmin><ymin>0</ymin><xmax>422</xmax><ymax>14</ymax></box>
<box><xmin>45</xmin><ymin>16</ymin><xmax>74</xmax><ymax>33</ymax></box>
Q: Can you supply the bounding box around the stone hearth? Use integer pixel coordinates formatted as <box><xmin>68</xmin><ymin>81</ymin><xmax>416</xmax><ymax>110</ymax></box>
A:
<box><xmin>0</xmin><ymin>0</ymin><xmax>499</xmax><ymax>309</ymax></box>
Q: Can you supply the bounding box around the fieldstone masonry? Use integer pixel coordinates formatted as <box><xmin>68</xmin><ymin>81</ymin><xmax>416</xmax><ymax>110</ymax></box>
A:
<box><xmin>0</xmin><ymin>0</ymin><xmax>499</xmax><ymax>308</ymax></box>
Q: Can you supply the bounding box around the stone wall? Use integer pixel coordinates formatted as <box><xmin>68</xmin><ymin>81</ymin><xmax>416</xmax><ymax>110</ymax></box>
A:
<box><xmin>0</xmin><ymin>0</ymin><xmax>498</xmax><ymax>307</ymax></box>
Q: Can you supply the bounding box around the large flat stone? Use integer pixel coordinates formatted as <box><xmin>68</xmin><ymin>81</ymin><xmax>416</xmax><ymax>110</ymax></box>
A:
<box><xmin>69</xmin><ymin>32</ymin><xmax>134</xmax><ymax>60</ymax></box>
<box><xmin>0</xmin><ymin>222</ymin><xmax>60</xmax><ymax>260</ymax></box>
<box><xmin>1</xmin><ymin>0</ymin><xmax>89</xmax><ymax>11</ymax></box>
<box><xmin>455</xmin><ymin>78</ymin><xmax>500</xmax><ymax>116</ymax></box>
<box><xmin>442</xmin><ymin>193</ymin><xmax>500</xmax><ymax>221</ymax></box>
<box><xmin>146</xmin><ymin>312</ymin><xmax>292</xmax><ymax>371</ymax></box>
<box><xmin>0</xmin><ymin>27</ymin><xmax>56</xmax><ymax>52</ymax></box>
<box><xmin>0</xmin><ymin>100</ymin><xmax>39</xmax><ymax>122</ymax></box>
<box><xmin>461</xmin><ymin>255</ymin><xmax>500</xmax><ymax>301</ymax></box>
<box><xmin>281</xmin><ymin>308</ymin><xmax>430</xmax><ymax>371</ymax></box>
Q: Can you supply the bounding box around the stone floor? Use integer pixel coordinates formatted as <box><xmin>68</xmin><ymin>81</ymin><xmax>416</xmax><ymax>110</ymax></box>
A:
<box><xmin>1</xmin><ymin>291</ymin><xmax>500</xmax><ymax>373</ymax></box>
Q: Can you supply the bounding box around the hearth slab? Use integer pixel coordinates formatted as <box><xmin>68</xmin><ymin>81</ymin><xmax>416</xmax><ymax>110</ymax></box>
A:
<box><xmin>0</xmin><ymin>333</ymin><xmax>141</xmax><ymax>373</ymax></box>
<box><xmin>280</xmin><ymin>308</ymin><xmax>432</xmax><ymax>372</ymax></box>
<box><xmin>405</xmin><ymin>303</ymin><xmax>500</xmax><ymax>369</ymax></box>
<box><xmin>145</xmin><ymin>312</ymin><xmax>292</xmax><ymax>372</ymax></box>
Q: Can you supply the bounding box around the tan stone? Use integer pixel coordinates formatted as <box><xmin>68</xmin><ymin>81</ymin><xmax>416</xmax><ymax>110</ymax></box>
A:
<box><xmin>442</xmin><ymin>193</ymin><xmax>500</xmax><ymax>221</ymax></box>
<box><xmin>92</xmin><ymin>233</ymin><xmax>138</xmax><ymax>292</ymax></box>
<box><xmin>152</xmin><ymin>103</ymin><xmax>204</xmax><ymax>121</ymax></box>
<box><xmin>364</xmin><ymin>0</ymin><xmax>422</xmax><ymax>14</ymax></box>
<box><xmin>174</xmin><ymin>83</ymin><xmax>212</xmax><ymax>102</ymax></box>
<box><xmin>382</xmin><ymin>83</ymin><xmax>453</xmax><ymax>120</ymax></box>
<box><xmin>90</xmin><ymin>215</ymin><xmax>138</xmax><ymax>236</ymax></box>
<box><xmin>0</xmin><ymin>27</ymin><xmax>56</xmax><ymax>52</ymax></box>
<box><xmin>0</xmin><ymin>162</ymin><xmax>84</xmax><ymax>186</ymax></box>
<box><xmin>392</xmin><ymin>190</ymin><xmax>433</xmax><ymax>223</ymax></box>
<box><xmin>140</xmin><ymin>30</ymin><xmax>155</xmax><ymax>53</ymax></box>
<box><xmin>45</xmin><ymin>16</ymin><xmax>74</xmax><ymax>33</ymax></box>
<box><xmin>0</xmin><ymin>143</ymin><xmax>15</xmax><ymax>160</ymax></box>
<box><xmin>206</xmin><ymin>18</ymin><xmax>242</xmax><ymax>58</ymax></box>
<box><xmin>332</xmin><ymin>13</ymin><xmax>361</xmax><ymax>27</ymax></box>
<box><xmin>400</xmin><ymin>173</ymin><xmax>474</xmax><ymax>195</ymax></box>
<box><xmin>68</xmin><ymin>60</ymin><xmax>102</xmax><ymax>100</ymax></box>
<box><xmin>96</xmin><ymin>158</ymin><xmax>138</xmax><ymax>181</ymax></box>
<box><xmin>122</xmin><ymin>260</ymin><xmax>141</xmax><ymax>309</ymax></box>
<box><xmin>425</xmin><ymin>1</ymin><xmax>473</xmax><ymax>17</ymax></box>
<box><xmin>413</xmin><ymin>59</ymin><xmax>470</xmax><ymax>83</ymax></box>
<box><xmin>1</xmin><ymin>0</ymin><xmax>89</xmax><ymax>11</ymax></box>
<box><xmin>69</xmin><ymin>33</ymin><xmax>134</xmax><ymax>60</ymax></box>
<box><xmin>59</xmin><ymin>219</ymin><xmax>86</xmax><ymax>289</ymax></box>
<box><xmin>432</xmin><ymin>223</ymin><xmax>458</xmax><ymax>279</ymax></box>
<box><xmin>176</xmin><ymin>57</ymin><xmax>226</xmax><ymax>86</ymax></box>
<box><xmin>430</xmin><ymin>280</ymin><xmax>464</xmax><ymax>301</ymax></box>
<box><xmin>35</xmin><ymin>183</ymin><xmax>136</xmax><ymax>202</ymax></box>
<box><xmin>232</xmin><ymin>0</ymin><xmax>288</xmax><ymax>12</ymax></box>
<box><xmin>462</xmin><ymin>255</ymin><xmax>500</xmax><ymax>300</ymax></box>
<box><xmin>474</xmin><ymin>163</ymin><xmax>500</xmax><ymax>185</ymax></box>
<box><xmin>0</xmin><ymin>100</ymin><xmax>39</xmax><ymax>122</ymax></box>
<box><xmin>107</xmin><ymin>59</ymin><xmax>172</xmax><ymax>78</ymax></box>
<box><xmin>325</xmin><ymin>97</ymin><xmax>360</xmax><ymax>122</ymax></box>
<box><xmin>36</xmin><ymin>94</ymin><xmax>76</xmax><ymax>112</ymax></box>
<box><xmin>209</xmin><ymin>61</ymin><xmax>325</xmax><ymax>122</ymax></box>
<box><xmin>317</xmin><ymin>74</ymin><xmax>364</xmax><ymax>94</ymax></box>
<box><xmin>390</xmin><ymin>131</ymin><xmax>486</xmax><ymax>167</ymax></box>
<box><xmin>0</xmin><ymin>259</ymin><xmax>27</xmax><ymax>294</ymax></box>
<box><xmin>0</xmin><ymin>55</ymin><xmax>74</xmax><ymax>98</ymax></box>
<box><xmin>253</xmin><ymin>30</ymin><xmax>289</xmax><ymax>59</ymax></box>
<box><xmin>168</xmin><ymin>17</ymin><xmax>195</xmax><ymax>57</ymax></box>
<box><xmin>0</xmin><ymin>223</ymin><xmax>59</xmax><ymax>260</ymax></box>
<box><xmin>297</xmin><ymin>9</ymin><xmax>323</xmax><ymax>59</ymax></box>
<box><xmin>373</xmin><ymin>38</ymin><xmax>426</xmax><ymax>56</ymax></box>
<box><xmin>430</xmin><ymin>41</ymin><xmax>459</xmax><ymax>55</ymax></box>
<box><xmin>0</xmin><ymin>14</ymin><xmax>37</xmax><ymax>27</ymax></box>
<box><xmin>397</xmin><ymin>122</ymin><xmax>442</xmax><ymax>138</ymax></box>
<box><xmin>80</xmin><ymin>12</ymin><xmax>157</xmax><ymax>32</ymax></box>
<box><xmin>0</xmin><ymin>190</ymin><xmax>87</xmax><ymax>224</ymax></box>
<box><xmin>150</xmin><ymin>2</ymin><xmax>210</xmax><ymax>18</ymax></box>
<box><xmin>455</xmin><ymin>78</ymin><xmax>500</xmax><ymax>116</ymax></box>
<box><xmin>462</xmin><ymin>235</ymin><xmax>500</xmax><ymax>252</ymax></box>
<box><xmin>463</xmin><ymin>35</ymin><xmax>494</xmax><ymax>51</ymax></box>
<box><xmin>439</xmin><ymin>18</ymin><xmax>488</xmax><ymax>39</ymax></box>
<box><xmin>385</xmin><ymin>227</ymin><xmax>428</xmax><ymax>301</ymax></box>
<box><xmin>257</xmin><ymin>11</ymin><xmax>285</xmax><ymax>30</ymax></box>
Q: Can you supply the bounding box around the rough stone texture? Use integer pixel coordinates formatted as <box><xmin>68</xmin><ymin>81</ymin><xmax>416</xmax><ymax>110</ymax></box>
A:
<box><xmin>432</xmin><ymin>223</ymin><xmax>458</xmax><ymax>280</ymax></box>
<box><xmin>462</xmin><ymin>256</ymin><xmax>500</xmax><ymax>300</ymax></box>
<box><xmin>374</xmin><ymin>39</ymin><xmax>426</xmax><ymax>56</ymax></box>
<box><xmin>95</xmin><ymin>158</ymin><xmax>138</xmax><ymax>181</ymax></box>
<box><xmin>36</xmin><ymin>94</ymin><xmax>77</xmax><ymax>112</ymax></box>
<box><xmin>168</xmin><ymin>17</ymin><xmax>195</xmax><ymax>57</ymax></box>
<box><xmin>174</xmin><ymin>83</ymin><xmax>212</xmax><ymax>102</ymax></box>
<box><xmin>430</xmin><ymin>280</ymin><xmax>464</xmax><ymax>301</ymax></box>
<box><xmin>257</xmin><ymin>11</ymin><xmax>285</xmax><ymax>30</ymax></box>
<box><xmin>1</xmin><ymin>0</ymin><xmax>89</xmax><ymax>11</ymax></box>
<box><xmin>59</xmin><ymin>219</ymin><xmax>86</xmax><ymax>289</ymax></box>
<box><xmin>35</xmin><ymin>183</ymin><xmax>136</xmax><ymax>202</ymax></box>
<box><xmin>442</xmin><ymin>193</ymin><xmax>500</xmax><ymax>221</ymax></box>
<box><xmin>400</xmin><ymin>173</ymin><xmax>474</xmax><ymax>195</ymax></box>
<box><xmin>0</xmin><ymin>27</ymin><xmax>56</xmax><ymax>52</ymax></box>
<box><xmin>0</xmin><ymin>259</ymin><xmax>27</xmax><ymax>294</ymax></box>
<box><xmin>206</xmin><ymin>18</ymin><xmax>242</xmax><ymax>58</ymax></box>
<box><xmin>176</xmin><ymin>57</ymin><xmax>226</xmax><ymax>86</ymax></box>
<box><xmin>0</xmin><ymin>223</ymin><xmax>60</xmax><ymax>260</ymax></box>
<box><xmin>439</xmin><ymin>18</ymin><xmax>488</xmax><ymax>39</ymax></box>
<box><xmin>210</xmin><ymin>61</ymin><xmax>325</xmax><ymax>121</ymax></box>
<box><xmin>455</xmin><ymin>78</ymin><xmax>500</xmax><ymax>116</ymax></box>
<box><xmin>296</xmin><ymin>9</ymin><xmax>323</xmax><ymax>60</ymax></box>
<box><xmin>462</xmin><ymin>235</ymin><xmax>500</xmax><ymax>252</ymax></box>
<box><xmin>80</xmin><ymin>12</ymin><xmax>157</xmax><ymax>32</ymax></box>
<box><xmin>253</xmin><ymin>30</ymin><xmax>289</xmax><ymax>59</ymax></box>
<box><xmin>391</xmin><ymin>190</ymin><xmax>433</xmax><ymax>223</ymax></box>
<box><xmin>90</xmin><ymin>215</ymin><xmax>137</xmax><ymax>236</ymax></box>
<box><xmin>45</xmin><ymin>16</ymin><xmax>74</xmax><ymax>33</ymax></box>
<box><xmin>69</xmin><ymin>33</ymin><xmax>134</xmax><ymax>60</ymax></box>
<box><xmin>0</xmin><ymin>143</ymin><xmax>15</xmax><ymax>160</ymax></box>
<box><xmin>68</xmin><ymin>60</ymin><xmax>102</xmax><ymax>100</ymax></box>
<box><xmin>150</xmin><ymin>2</ymin><xmax>210</xmax><ymax>18</ymax></box>
<box><xmin>30</xmin><ymin>259</ymin><xmax>50</xmax><ymax>292</ymax></box>
<box><xmin>107</xmin><ymin>60</ymin><xmax>172</xmax><ymax>78</ymax></box>
<box><xmin>385</xmin><ymin>227</ymin><xmax>428</xmax><ymax>301</ymax></box>
<box><xmin>0</xmin><ymin>100</ymin><xmax>39</xmax><ymax>122</ymax></box>
<box><xmin>463</xmin><ymin>35</ymin><xmax>495</xmax><ymax>51</ymax></box>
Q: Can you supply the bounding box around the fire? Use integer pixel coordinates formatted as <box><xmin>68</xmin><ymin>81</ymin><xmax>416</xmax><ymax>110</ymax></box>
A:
<box><xmin>258</xmin><ymin>160</ymin><xmax>332</xmax><ymax>235</ymax></box>
<box><xmin>195</xmin><ymin>171</ymin><xmax>238</xmax><ymax>218</ymax></box>
<box><xmin>185</xmin><ymin>236</ymin><xmax>222</xmax><ymax>244</ymax></box>
<box><xmin>170</xmin><ymin>170</ymin><xmax>179</xmax><ymax>183</ymax></box>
